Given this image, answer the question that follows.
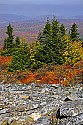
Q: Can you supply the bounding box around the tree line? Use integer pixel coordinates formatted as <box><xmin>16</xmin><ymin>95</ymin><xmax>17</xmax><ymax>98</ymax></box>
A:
<box><xmin>1</xmin><ymin>17</ymin><xmax>83</xmax><ymax>71</ymax></box>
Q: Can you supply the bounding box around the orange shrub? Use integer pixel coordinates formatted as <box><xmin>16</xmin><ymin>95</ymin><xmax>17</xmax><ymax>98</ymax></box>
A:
<box><xmin>20</xmin><ymin>60</ymin><xmax>83</xmax><ymax>86</ymax></box>
<box><xmin>21</xmin><ymin>73</ymin><xmax>36</xmax><ymax>84</ymax></box>
<box><xmin>0</xmin><ymin>56</ymin><xmax>12</xmax><ymax>65</ymax></box>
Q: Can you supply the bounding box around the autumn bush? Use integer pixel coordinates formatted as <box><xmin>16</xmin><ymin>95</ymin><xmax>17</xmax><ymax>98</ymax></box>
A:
<box><xmin>0</xmin><ymin>56</ymin><xmax>12</xmax><ymax>65</ymax></box>
<box><xmin>21</xmin><ymin>73</ymin><xmax>36</xmax><ymax>84</ymax></box>
<box><xmin>20</xmin><ymin>60</ymin><xmax>83</xmax><ymax>85</ymax></box>
<box><xmin>64</xmin><ymin>41</ymin><xmax>83</xmax><ymax>65</ymax></box>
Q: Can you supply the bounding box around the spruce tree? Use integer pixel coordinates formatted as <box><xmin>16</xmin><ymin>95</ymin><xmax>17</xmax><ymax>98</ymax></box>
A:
<box><xmin>70</xmin><ymin>23</ymin><xmax>79</xmax><ymax>41</ymax></box>
<box><xmin>43</xmin><ymin>17</ymin><xmax>51</xmax><ymax>37</ymax></box>
<box><xmin>15</xmin><ymin>36</ymin><xmax>20</xmax><ymax>47</ymax></box>
<box><xmin>4</xmin><ymin>24</ymin><xmax>14</xmax><ymax>49</ymax></box>
<box><xmin>51</xmin><ymin>17</ymin><xmax>59</xmax><ymax>40</ymax></box>
<box><xmin>36</xmin><ymin>17</ymin><xmax>65</xmax><ymax>65</ymax></box>
<box><xmin>6</xmin><ymin>24</ymin><xmax>13</xmax><ymax>36</ymax></box>
<box><xmin>38</xmin><ymin>18</ymin><xmax>51</xmax><ymax>45</ymax></box>
<box><xmin>60</xmin><ymin>24</ymin><xmax>66</xmax><ymax>36</ymax></box>
<box><xmin>37</xmin><ymin>31</ymin><xmax>46</xmax><ymax>44</ymax></box>
<box><xmin>8</xmin><ymin>42</ymin><xmax>29</xmax><ymax>71</ymax></box>
<box><xmin>51</xmin><ymin>17</ymin><xmax>65</xmax><ymax>64</ymax></box>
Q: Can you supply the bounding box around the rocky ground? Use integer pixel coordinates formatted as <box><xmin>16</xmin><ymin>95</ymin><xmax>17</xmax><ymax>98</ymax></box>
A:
<box><xmin>0</xmin><ymin>80</ymin><xmax>83</xmax><ymax>125</ymax></box>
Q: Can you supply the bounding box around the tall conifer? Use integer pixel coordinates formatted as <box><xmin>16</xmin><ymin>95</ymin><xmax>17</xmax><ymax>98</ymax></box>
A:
<box><xmin>4</xmin><ymin>24</ymin><xmax>14</xmax><ymax>49</ymax></box>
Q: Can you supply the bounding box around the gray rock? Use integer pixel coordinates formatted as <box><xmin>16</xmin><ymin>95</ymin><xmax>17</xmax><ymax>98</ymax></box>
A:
<box><xmin>60</xmin><ymin>99</ymin><xmax>83</xmax><ymax>116</ymax></box>
<box><xmin>33</xmin><ymin>116</ymin><xmax>50</xmax><ymax>125</ymax></box>
<box><xmin>40</xmin><ymin>102</ymin><xmax>47</xmax><ymax>106</ymax></box>
<box><xmin>0</xmin><ymin>82</ymin><xmax>82</xmax><ymax>124</ymax></box>
<box><xmin>0</xmin><ymin>85</ymin><xmax>2</xmax><ymax>91</ymax></box>
<box><xmin>0</xmin><ymin>109</ymin><xmax>8</xmax><ymax>114</ymax></box>
<box><xmin>32</xmin><ymin>104</ymin><xmax>39</xmax><ymax>109</ymax></box>
<box><xmin>67</xmin><ymin>94</ymin><xmax>79</xmax><ymax>101</ymax></box>
<box><xmin>60</xmin><ymin>113</ymin><xmax>83</xmax><ymax>125</ymax></box>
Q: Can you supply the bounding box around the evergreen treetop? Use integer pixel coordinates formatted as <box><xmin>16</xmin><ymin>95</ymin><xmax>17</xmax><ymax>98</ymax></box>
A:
<box><xmin>70</xmin><ymin>23</ymin><xmax>80</xmax><ymax>41</ymax></box>
<box><xmin>43</xmin><ymin>17</ymin><xmax>51</xmax><ymax>36</ymax></box>
<box><xmin>6</xmin><ymin>24</ymin><xmax>13</xmax><ymax>37</ymax></box>
<box><xmin>4</xmin><ymin>24</ymin><xmax>14</xmax><ymax>50</ymax></box>
<box><xmin>60</xmin><ymin>24</ymin><xmax>66</xmax><ymax>37</ymax></box>
<box><xmin>15</xmin><ymin>36</ymin><xmax>20</xmax><ymax>47</ymax></box>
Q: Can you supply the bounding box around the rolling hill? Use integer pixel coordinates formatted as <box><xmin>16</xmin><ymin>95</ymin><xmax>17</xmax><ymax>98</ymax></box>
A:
<box><xmin>0</xmin><ymin>14</ymin><xmax>83</xmax><ymax>47</ymax></box>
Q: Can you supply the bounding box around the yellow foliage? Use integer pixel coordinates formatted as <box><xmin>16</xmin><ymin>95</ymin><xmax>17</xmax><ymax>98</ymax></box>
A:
<box><xmin>64</xmin><ymin>41</ymin><xmax>83</xmax><ymax>65</ymax></box>
<box><xmin>20</xmin><ymin>37</ymin><xmax>28</xmax><ymax>45</ymax></box>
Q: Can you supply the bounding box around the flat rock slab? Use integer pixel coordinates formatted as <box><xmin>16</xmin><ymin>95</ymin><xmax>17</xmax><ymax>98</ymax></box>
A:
<box><xmin>60</xmin><ymin>113</ymin><xmax>83</xmax><ymax>125</ymax></box>
<box><xmin>60</xmin><ymin>99</ymin><xmax>83</xmax><ymax>116</ymax></box>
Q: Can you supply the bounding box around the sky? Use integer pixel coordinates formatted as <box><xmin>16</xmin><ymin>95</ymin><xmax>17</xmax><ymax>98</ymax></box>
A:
<box><xmin>0</xmin><ymin>0</ymin><xmax>83</xmax><ymax>4</ymax></box>
<box><xmin>0</xmin><ymin>0</ymin><xmax>83</xmax><ymax>19</ymax></box>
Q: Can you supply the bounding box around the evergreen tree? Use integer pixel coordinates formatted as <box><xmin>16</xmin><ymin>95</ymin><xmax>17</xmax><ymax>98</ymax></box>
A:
<box><xmin>43</xmin><ymin>17</ymin><xmax>51</xmax><ymax>36</ymax></box>
<box><xmin>15</xmin><ymin>36</ymin><xmax>20</xmax><ymax>47</ymax></box>
<box><xmin>37</xmin><ymin>31</ymin><xmax>46</xmax><ymax>44</ymax></box>
<box><xmin>8</xmin><ymin>42</ymin><xmax>29</xmax><ymax>71</ymax></box>
<box><xmin>37</xmin><ymin>18</ymin><xmax>51</xmax><ymax>45</ymax></box>
<box><xmin>36</xmin><ymin>17</ymin><xmax>65</xmax><ymax>65</ymax></box>
<box><xmin>51</xmin><ymin>17</ymin><xmax>65</xmax><ymax>64</ymax></box>
<box><xmin>6</xmin><ymin>24</ymin><xmax>13</xmax><ymax>37</ymax></box>
<box><xmin>3</xmin><ymin>38</ymin><xmax>8</xmax><ymax>50</ymax></box>
<box><xmin>4</xmin><ymin>24</ymin><xmax>14</xmax><ymax>49</ymax></box>
<box><xmin>60</xmin><ymin>24</ymin><xmax>66</xmax><ymax>36</ymax></box>
<box><xmin>70</xmin><ymin>23</ymin><xmax>79</xmax><ymax>41</ymax></box>
<box><xmin>51</xmin><ymin>17</ymin><xmax>59</xmax><ymax>40</ymax></box>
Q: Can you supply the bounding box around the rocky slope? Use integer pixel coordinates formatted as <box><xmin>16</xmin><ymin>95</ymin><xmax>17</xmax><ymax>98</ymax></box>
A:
<box><xmin>0</xmin><ymin>81</ymin><xmax>83</xmax><ymax>125</ymax></box>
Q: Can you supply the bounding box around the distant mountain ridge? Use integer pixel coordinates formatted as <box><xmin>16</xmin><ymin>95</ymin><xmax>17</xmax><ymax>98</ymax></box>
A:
<box><xmin>0</xmin><ymin>14</ymin><xmax>83</xmax><ymax>47</ymax></box>
<box><xmin>0</xmin><ymin>13</ymin><xmax>83</xmax><ymax>24</ymax></box>
<box><xmin>73</xmin><ymin>15</ymin><xmax>83</xmax><ymax>19</ymax></box>
<box><xmin>0</xmin><ymin>14</ymin><xmax>28</xmax><ymax>24</ymax></box>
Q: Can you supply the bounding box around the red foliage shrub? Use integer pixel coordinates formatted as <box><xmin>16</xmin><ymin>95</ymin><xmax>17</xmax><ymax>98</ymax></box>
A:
<box><xmin>21</xmin><ymin>73</ymin><xmax>36</xmax><ymax>84</ymax></box>
<box><xmin>0</xmin><ymin>56</ymin><xmax>12</xmax><ymax>66</ymax></box>
<box><xmin>20</xmin><ymin>60</ymin><xmax>83</xmax><ymax>85</ymax></box>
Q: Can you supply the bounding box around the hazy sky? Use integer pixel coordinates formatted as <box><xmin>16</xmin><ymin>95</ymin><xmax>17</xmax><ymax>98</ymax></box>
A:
<box><xmin>0</xmin><ymin>0</ymin><xmax>83</xmax><ymax>4</ymax></box>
